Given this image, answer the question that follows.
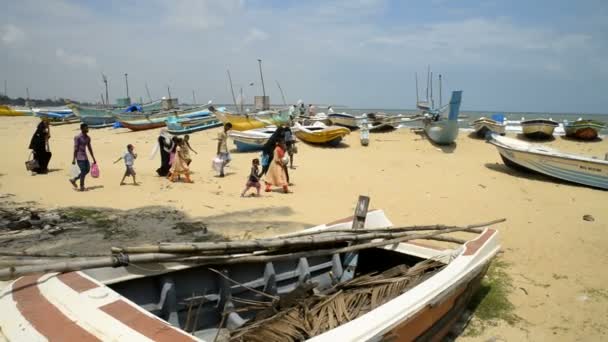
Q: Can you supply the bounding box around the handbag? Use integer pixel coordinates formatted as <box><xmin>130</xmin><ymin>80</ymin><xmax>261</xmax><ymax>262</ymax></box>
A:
<box><xmin>25</xmin><ymin>152</ymin><xmax>39</xmax><ymax>171</ymax></box>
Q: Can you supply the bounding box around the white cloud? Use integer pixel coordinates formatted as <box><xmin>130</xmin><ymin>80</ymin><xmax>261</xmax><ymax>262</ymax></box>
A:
<box><xmin>318</xmin><ymin>0</ymin><xmax>387</xmax><ymax>16</ymax></box>
<box><xmin>1</xmin><ymin>24</ymin><xmax>25</xmax><ymax>44</ymax></box>
<box><xmin>163</xmin><ymin>0</ymin><xmax>244</xmax><ymax>31</ymax></box>
<box><xmin>361</xmin><ymin>18</ymin><xmax>598</xmax><ymax>71</ymax></box>
<box><xmin>55</xmin><ymin>48</ymin><xmax>97</xmax><ymax>69</ymax></box>
<box><xmin>244</xmin><ymin>28</ymin><xmax>269</xmax><ymax>44</ymax></box>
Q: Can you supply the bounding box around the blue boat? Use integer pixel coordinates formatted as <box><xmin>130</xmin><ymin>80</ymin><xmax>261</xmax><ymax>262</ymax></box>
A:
<box><xmin>166</xmin><ymin>115</ymin><xmax>222</xmax><ymax>135</ymax></box>
<box><xmin>228</xmin><ymin>127</ymin><xmax>280</xmax><ymax>152</ymax></box>
<box><xmin>423</xmin><ymin>91</ymin><xmax>462</xmax><ymax>145</ymax></box>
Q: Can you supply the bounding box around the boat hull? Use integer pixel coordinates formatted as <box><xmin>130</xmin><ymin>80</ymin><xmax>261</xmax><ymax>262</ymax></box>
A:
<box><xmin>490</xmin><ymin>135</ymin><xmax>608</xmax><ymax>189</ymax></box>
<box><xmin>0</xmin><ymin>105</ymin><xmax>30</xmax><ymax>116</ymax></box>
<box><xmin>215</xmin><ymin>111</ymin><xmax>267</xmax><ymax>131</ymax></box>
<box><xmin>167</xmin><ymin>117</ymin><xmax>222</xmax><ymax>135</ymax></box>
<box><xmin>564</xmin><ymin>120</ymin><xmax>604</xmax><ymax>140</ymax></box>
<box><xmin>521</xmin><ymin>120</ymin><xmax>558</xmax><ymax>139</ymax></box>
<box><xmin>424</xmin><ymin>120</ymin><xmax>459</xmax><ymax>145</ymax></box>
<box><xmin>471</xmin><ymin>119</ymin><xmax>506</xmax><ymax>137</ymax></box>
<box><xmin>328</xmin><ymin>114</ymin><xmax>361</xmax><ymax>129</ymax></box>
<box><xmin>295</xmin><ymin>125</ymin><xmax>350</xmax><ymax>145</ymax></box>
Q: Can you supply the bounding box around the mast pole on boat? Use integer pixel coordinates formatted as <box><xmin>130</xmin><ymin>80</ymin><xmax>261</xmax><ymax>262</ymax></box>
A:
<box><xmin>276</xmin><ymin>80</ymin><xmax>287</xmax><ymax>106</ymax></box>
<box><xmin>3</xmin><ymin>80</ymin><xmax>6</xmax><ymax>97</ymax></box>
<box><xmin>426</xmin><ymin>65</ymin><xmax>430</xmax><ymax>102</ymax></box>
<box><xmin>439</xmin><ymin>74</ymin><xmax>442</xmax><ymax>108</ymax></box>
<box><xmin>167</xmin><ymin>86</ymin><xmax>171</xmax><ymax>100</ymax></box>
<box><xmin>145</xmin><ymin>83</ymin><xmax>152</xmax><ymax>102</ymax></box>
<box><xmin>102</xmin><ymin>74</ymin><xmax>109</xmax><ymax>108</ymax></box>
<box><xmin>124</xmin><ymin>73</ymin><xmax>129</xmax><ymax>99</ymax></box>
<box><xmin>226</xmin><ymin>69</ymin><xmax>239</xmax><ymax>113</ymax></box>
<box><xmin>415</xmin><ymin>72</ymin><xmax>419</xmax><ymax>103</ymax></box>
<box><xmin>239</xmin><ymin>87</ymin><xmax>244</xmax><ymax>114</ymax></box>
<box><xmin>257</xmin><ymin>59</ymin><xmax>267</xmax><ymax>109</ymax></box>
<box><xmin>430</xmin><ymin>71</ymin><xmax>433</xmax><ymax>109</ymax></box>
<box><xmin>100</xmin><ymin>93</ymin><xmax>105</xmax><ymax>106</ymax></box>
<box><xmin>192</xmin><ymin>90</ymin><xmax>196</xmax><ymax>105</ymax></box>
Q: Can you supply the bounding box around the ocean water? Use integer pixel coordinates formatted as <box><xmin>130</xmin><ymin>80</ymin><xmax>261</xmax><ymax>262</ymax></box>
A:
<box><xmin>346</xmin><ymin>109</ymin><xmax>608</xmax><ymax>134</ymax></box>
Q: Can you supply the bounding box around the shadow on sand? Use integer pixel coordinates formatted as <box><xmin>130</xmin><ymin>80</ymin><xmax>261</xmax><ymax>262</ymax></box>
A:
<box><xmin>515</xmin><ymin>133</ymin><xmax>555</xmax><ymax>142</ymax></box>
<box><xmin>484</xmin><ymin>162</ymin><xmax>576</xmax><ymax>187</ymax></box>
<box><xmin>0</xmin><ymin>204</ymin><xmax>314</xmax><ymax>256</ymax></box>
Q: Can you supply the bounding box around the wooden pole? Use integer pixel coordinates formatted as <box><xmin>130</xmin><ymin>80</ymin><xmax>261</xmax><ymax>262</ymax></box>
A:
<box><xmin>341</xmin><ymin>195</ymin><xmax>370</xmax><ymax>281</ymax></box>
<box><xmin>276</xmin><ymin>80</ymin><xmax>287</xmax><ymax>106</ymax></box>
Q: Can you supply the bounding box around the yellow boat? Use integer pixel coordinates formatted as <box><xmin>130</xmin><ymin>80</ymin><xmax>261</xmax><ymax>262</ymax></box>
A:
<box><xmin>211</xmin><ymin>107</ymin><xmax>268</xmax><ymax>131</ymax></box>
<box><xmin>0</xmin><ymin>105</ymin><xmax>31</xmax><ymax>116</ymax></box>
<box><xmin>294</xmin><ymin>122</ymin><xmax>350</xmax><ymax>146</ymax></box>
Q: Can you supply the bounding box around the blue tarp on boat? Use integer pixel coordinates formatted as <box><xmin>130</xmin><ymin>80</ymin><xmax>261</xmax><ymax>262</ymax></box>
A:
<box><xmin>123</xmin><ymin>104</ymin><xmax>143</xmax><ymax>113</ymax></box>
<box><xmin>491</xmin><ymin>113</ymin><xmax>505</xmax><ymax>123</ymax></box>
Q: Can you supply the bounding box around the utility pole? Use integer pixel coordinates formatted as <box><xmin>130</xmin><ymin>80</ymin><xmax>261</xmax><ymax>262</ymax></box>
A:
<box><xmin>124</xmin><ymin>73</ymin><xmax>129</xmax><ymax>98</ymax></box>
<box><xmin>102</xmin><ymin>74</ymin><xmax>109</xmax><ymax>108</ymax></box>
<box><xmin>257</xmin><ymin>59</ymin><xmax>266</xmax><ymax>109</ymax></box>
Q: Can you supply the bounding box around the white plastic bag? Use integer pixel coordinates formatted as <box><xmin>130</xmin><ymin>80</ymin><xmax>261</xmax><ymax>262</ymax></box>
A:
<box><xmin>70</xmin><ymin>163</ymin><xmax>81</xmax><ymax>178</ymax></box>
<box><xmin>212</xmin><ymin>157</ymin><xmax>223</xmax><ymax>172</ymax></box>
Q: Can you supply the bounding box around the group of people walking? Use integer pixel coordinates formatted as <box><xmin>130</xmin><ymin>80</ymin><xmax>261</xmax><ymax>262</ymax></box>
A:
<box><xmin>28</xmin><ymin>118</ymin><xmax>296</xmax><ymax>195</ymax></box>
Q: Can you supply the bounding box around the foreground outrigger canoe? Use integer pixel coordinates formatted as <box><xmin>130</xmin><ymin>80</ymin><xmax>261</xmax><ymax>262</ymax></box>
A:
<box><xmin>0</xmin><ymin>210</ymin><xmax>500</xmax><ymax>341</ymax></box>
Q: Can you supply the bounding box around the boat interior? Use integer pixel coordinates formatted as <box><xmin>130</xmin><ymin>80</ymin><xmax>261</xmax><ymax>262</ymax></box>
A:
<box><xmin>88</xmin><ymin>246</ymin><xmax>441</xmax><ymax>340</ymax></box>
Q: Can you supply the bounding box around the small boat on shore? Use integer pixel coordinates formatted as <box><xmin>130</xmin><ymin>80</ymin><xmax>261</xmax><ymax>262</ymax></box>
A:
<box><xmin>0</xmin><ymin>105</ymin><xmax>31</xmax><ymax>116</ymax></box>
<box><xmin>229</xmin><ymin>126</ymin><xmax>282</xmax><ymax>152</ymax></box>
<box><xmin>211</xmin><ymin>108</ymin><xmax>267</xmax><ymax>131</ymax></box>
<box><xmin>471</xmin><ymin>114</ymin><xmax>506</xmax><ymax>138</ymax></box>
<box><xmin>423</xmin><ymin>90</ymin><xmax>463</xmax><ymax>145</ymax></box>
<box><xmin>488</xmin><ymin>134</ymin><xmax>608</xmax><ymax>189</ymax></box>
<box><xmin>0</xmin><ymin>210</ymin><xmax>500</xmax><ymax>341</ymax></box>
<box><xmin>294</xmin><ymin>122</ymin><xmax>350</xmax><ymax>146</ymax></box>
<box><xmin>116</xmin><ymin>106</ymin><xmax>212</xmax><ymax>132</ymax></box>
<box><xmin>166</xmin><ymin>115</ymin><xmax>222</xmax><ymax>135</ymax></box>
<box><xmin>328</xmin><ymin>112</ymin><xmax>364</xmax><ymax>129</ymax></box>
<box><xmin>365</xmin><ymin>113</ymin><xmax>400</xmax><ymax>132</ymax></box>
<box><xmin>563</xmin><ymin>119</ymin><xmax>605</xmax><ymax>140</ymax></box>
<box><xmin>521</xmin><ymin>118</ymin><xmax>559</xmax><ymax>139</ymax></box>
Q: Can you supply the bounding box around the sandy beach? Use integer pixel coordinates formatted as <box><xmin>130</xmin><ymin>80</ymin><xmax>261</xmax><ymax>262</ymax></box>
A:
<box><xmin>1</xmin><ymin>116</ymin><xmax>607</xmax><ymax>340</ymax></box>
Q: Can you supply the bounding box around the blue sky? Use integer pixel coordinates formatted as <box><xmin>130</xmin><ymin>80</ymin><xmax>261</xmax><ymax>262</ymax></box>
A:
<box><xmin>1</xmin><ymin>0</ymin><xmax>607</xmax><ymax>113</ymax></box>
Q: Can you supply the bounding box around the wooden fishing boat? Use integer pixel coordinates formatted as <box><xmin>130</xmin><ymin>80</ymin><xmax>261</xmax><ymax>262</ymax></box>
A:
<box><xmin>229</xmin><ymin>126</ymin><xmax>281</xmax><ymax>152</ymax></box>
<box><xmin>365</xmin><ymin>113</ymin><xmax>400</xmax><ymax>132</ymax></box>
<box><xmin>167</xmin><ymin>115</ymin><xmax>222</xmax><ymax>135</ymax></box>
<box><xmin>295</xmin><ymin>122</ymin><xmax>350</xmax><ymax>146</ymax></box>
<box><xmin>563</xmin><ymin>119</ymin><xmax>605</xmax><ymax>140</ymax></box>
<box><xmin>254</xmin><ymin>109</ymin><xmax>291</xmax><ymax>126</ymax></box>
<box><xmin>0</xmin><ymin>210</ymin><xmax>500</xmax><ymax>341</ymax></box>
<box><xmin>488</xmin><ymin>134</ymin><xmax>608</xmax><ymax>189</ymax></box>
<box><xmin>116</xmin><ymin>107</ymin><xmax>212</xmax><ymax>132</ymax></box>
<box><xmin>423</xmin><ymin>91</ymin><xmax>463</xmax><ymax>145</ymax></box>
<box><xmin>0</xmin><ymin>105</ymin><xmax>31</xmax><ymax>116</ymax></box>
<box><xmin>470</xmin><ymin>114</ymin><xmax>506</xmax><ymax>138</ymax></box>
<box><xmin>211</xmin><ymin>108</ymin><xmax>268</xmax><ymax>131</ymax></box>
<box><xmin>328</xmin><ymin>112</ymin><xmax>364</xmax><ymax>129</ymax></box>
<box><xmin>520</xmin><ymin>118</ymin><xmax>559</xmax><ymax>139</ymax></box>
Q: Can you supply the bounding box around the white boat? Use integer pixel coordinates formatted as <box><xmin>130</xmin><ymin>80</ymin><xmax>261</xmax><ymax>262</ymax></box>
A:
<box><xmin>520</xmin><ymin>118</ymin><xmax>559</xmax><ymax>139</ymax></box>
<box><xmin>470</xmin><ymin>114</ymin><xmax>506</xmax><ymax>138</ymax></box>
<box><xmin>488</xmin><ymin>134</ymin><xmax>608</xmax><ymax>189</ymax></box>
<box><xmin>328</xmin><ymin>112</ymin><xmax>364</xmax><ymax>129</ymax></box>
<box><xmin>0</xmin><ymin>210</ymin><xmax>500</xmax><ymax>341</ymax></box>
<box><xmin>229</xmin><ymin>126</ymin><xmax>282</xmax><ymax>152</ymax></box>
